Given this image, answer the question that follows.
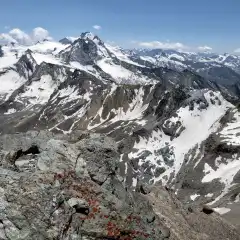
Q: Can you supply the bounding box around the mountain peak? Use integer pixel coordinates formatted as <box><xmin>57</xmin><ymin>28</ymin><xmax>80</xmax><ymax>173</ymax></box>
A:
<box><xmin>59</xmin><ymin>37</ymin><xmax>72</xmax><ymax>45</ymax></box>
<box><xmin>80</xmin><ymin>32</ymin><xmax>95</xmax><ymax>40</ymax></box>
<box><xmin>59</xmin><ymin>32</ymin><xmax>102</xmax><ymax>46</ymax></box>
<box><xmin>80</xmin><ymin>31</ymin><xmax>102</xmax><ymax>44</ymax></box>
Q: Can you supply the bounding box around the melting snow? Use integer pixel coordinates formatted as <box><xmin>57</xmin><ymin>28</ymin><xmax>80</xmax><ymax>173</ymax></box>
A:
<box><xmin>20</xmin><ymin>75</ymin><xmax>55</xmax><ymax>105</ymax></box>
<box><xmin>0</xmin><ymin>70</ymin><xmax>26</xmax><ymax>97</ymax></box>
<box><xmin>202</xmin><ymin>154</ymin><xmax>240</xmax><ymax>205</ymax></box>
<box><xmin>0</xmin><ymin>47</ymin><xmax>19</xmax><ymax>69</ymax></box>
<box><xmin>202</xmin><ymin>155</ymin><xmax>240</xmax><ymax>184</ymax></box>
<box><xmin>190</xmin><ymin>194</ymin><xmax>200</xmax><ymax>201</ymax></box>
<box><xmin>88</xmin><ymin>85</ymin><xmax>118</xmax><ymax>130</ymax></box>
<box><xmin>140</xmin><ymin>56</ymin><xmax>157</xmax><ymax>64</ymax></box>
<box><xmin>29</xmin><ymin>41</ymin><xmax>68</xmax><ymax>54</ymax></box>
<box><xmin>98</xmin><ymin>59</ymin><xmax>135</xmax><ymax>82</ymax></box>
<box><xmin>4</xmin><ymin>108</ymin><xmax>16</xmax><ymax>115</ymax></box>
<box><xmin>49</xmin><ymin>85</ymin><xmax>93</xmax><ymax>134</ymax></box>
<box><xmin>97</xmin><ymin>59</ymin><xmax>153</xmax><ymax>84</ymax></box>
<box><xmin>129</xmin><ymin>90</ymin><xmax>233</xmax><ymax>184</ymax></box>
<box><xmin>0</xmin><ymin>41</ymin><xmax>68</xmax><ymax>70</ymax></box>
<box><xmin>213</xmin><ymin>207</ymin><xmax>231</xmax><ymax>215</ymax></box>
<box><xmin>219</xmin><ymin>109</ymin><xmax>240</xmax><ymax>146</ymax></box>
<box><xmin>70</xmin><ymin>61</ymin><xmax>103</xmax><ymax>80</ymax></box>
<box><xmin>132</xmin><ymin>178</ymin><xmax>137</xmax><ymax>187</ymax></box>
<box><xmin>88</xmin><ymin>86</ymin><xmax>149</xmax><ymax>130</ymax></box>
<box><xmin>106</xmin><ymin>44</ymin><xmax>144</xmax><ymax>67</ymax></box>
<box><xmin>205</xmin><ymin>193</ymin><xmax>214</xmax><ymax>198</ymax></box>
<box><xmin>234</xmin><ymin>194</ymin><xmax>240</xmax><ymax>203</ymax></box>
<box><xmin>109</xmin><ymin>88</ymin><xmax>148</xmax><ymax>123</ymax></box>
<box><xmin>32</xmin><ymin>52</ymin><xmax>63</xmax><ymax>65</ymax></box>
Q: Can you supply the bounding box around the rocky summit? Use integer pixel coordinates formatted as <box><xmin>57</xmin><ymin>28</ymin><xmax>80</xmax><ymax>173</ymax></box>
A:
<box><xmin>0</xmin><ymin>32</ymin><xmax>240</xmax><ymax>239</ymax></box>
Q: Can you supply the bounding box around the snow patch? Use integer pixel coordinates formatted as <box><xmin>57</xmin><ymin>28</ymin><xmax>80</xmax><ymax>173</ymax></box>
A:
<box><xmin>128</xmin><ymin>90</ymin><xmax>233</xmax><ymax>184</ymax></box>
<box><xmin>234</xmin><ymin>194</ymin><xmax>240</xmax><ymax>203</ymax></box>
<box><xmin>97</xmin><ymin>59</ymin><xmax>154</xmax><ymax>84</ymax></box>
<box><xmin>20</xmin><ymin>75</ymin><xmax>56</xmax><ymax>105</ymax></box>
<box><xmin>202</xmin><ymin>155</ymin><xmax>240</xmax><ymax>184</ymax></box>
<box><xmin>190</xmin><ymin>194</ymin><xmax>200</xmax><ymax>201</ymax></box>
<box><xmin>219</xmin><ymin>109</ymin><xmax>240</xmax><ymax>146</ymax></box>
<box><xmin>213</xmin><ymin>207</ymin><xmax>231</xmax><ymax>215</ymax></box>
<box><xmin>0</xmin><ymin>47</ymin><xmax>19</xmax><ymax>69</ymax></box>
<box><xmin>4</xmin><ymin>108</ymin><xmax>16</xmax><ymax>115</ymax></box>
<box><xmin>205</xmin><ymin>193</ymin><xmax>214</xmax><ymax>198</ymax></box>
<box><xmin>202</xmin><ymin>154</ymin><xmax>240</xmax><ymax>205</ymax></box>
<box><xmin>0</xmin><ymin>70</ymin><xmax>26</xmax><ymax>97</ymax></box>
<box><xmin>32</xmin><ymin>53</ymin><xmax>63</xmax><ymax>65</ymax></box>
<box><xmin>106</xmin><ymin>44</ymin><xmax>144</xmax><ymax>67</ymax></box>
<box><xmin>109</xmin><ymin>88</ymin><xmax>148</xmax><ymax>123</ymax></box>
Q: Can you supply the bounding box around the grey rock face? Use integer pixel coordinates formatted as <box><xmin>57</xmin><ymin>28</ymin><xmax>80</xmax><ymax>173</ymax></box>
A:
<box><xmin>59</xmin><ymin>38</ymin><xmax>73</xmax><ymax>45</ymax></box>
<box><xmin>0</xmin><ymin>46</ymin><xmax>3</xmax><ymax>57</ymax></box>
<box><xmin>0</xmin><ymin>131</ymin><xmax>239</xmax><ymax>240</ymax></box>
<box><xmin>59</xmin><ymin>38</ymin><xmax>101</xmax><ymax>65</ymax></box>
<box><xmin>15</xmin><ymin>50</ymin><xmax>38</xmax><ymax>79</ymax></box>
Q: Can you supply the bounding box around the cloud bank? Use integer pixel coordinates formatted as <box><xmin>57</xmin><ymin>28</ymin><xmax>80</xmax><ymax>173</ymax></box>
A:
<box><xmin>132</xmin><ymin>40</ymin><xmax>217</xmax><ymax>52</ymax></box>
<box><xmin>234</xmin><ymin>48</ymin><xmax>240</xmax><ymax>53</ymax></box>
<box><xmin>198</xmin><ymin>45</ymin><xmax>213</xmax><ymax>51</ymax></box>
<box><xmin>134</xmin><ymin>40</ymin><xmax>188</xmax><ymax>50</ymax></box>
<box><xmin>0</xmin><ymin>27</ymin><xmax>52</xmax><ymax>45</ymax></box>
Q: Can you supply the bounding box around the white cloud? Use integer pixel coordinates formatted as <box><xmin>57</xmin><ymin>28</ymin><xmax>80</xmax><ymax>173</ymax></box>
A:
<box><xmin>132</xmin><ymin>41</ymin><xmax>216</xmax><ymax>52</ymax></box>
<box><xmin>93</xmin><ymin>25</ymin><xmax>101</xmax><ymax>30</ymax></box>
<box><xmin>32</xmin><ymin>27</ymin><xmax>52</xmax><ymax>42</ymax></box>
<box><xmin>198</xmin><ymin>45</ymin><xmax>213</xmax><ymax>51</ymax></box>
<box><xmin>234</xmin><ymin>48</ymin><xmax>240</xmax><ymax>53</ymax></box>
<box><xmin>135</xmin><ymin>40</ymin><xmax>188</xmax><ymax>50</ymax></box>
<box><xmin>0</xmin><ymin>33</ymin><xmax>17</xmax><ymax>44</ymax></box>
<box><xmin>9</xmin><ymin>28</ymin><xmax>32</xmax><ymax>45</ymax></box>
<box><xmin>0</xmin><ymin>27</ymin><xmax>53</xmax><ymax>45</ymax></box>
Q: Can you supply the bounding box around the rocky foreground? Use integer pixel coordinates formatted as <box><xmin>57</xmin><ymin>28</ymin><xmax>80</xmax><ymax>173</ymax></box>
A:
<box><xmin>0</xmin><ymin>130</ymin><xmax>239</xmax><ymax>240</ymax></box>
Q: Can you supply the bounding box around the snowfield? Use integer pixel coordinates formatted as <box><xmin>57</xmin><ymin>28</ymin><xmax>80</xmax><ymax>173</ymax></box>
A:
<box><xmin>129</xmin><ymin>90</ymin><xmax>233</xmax><ymax>184</ymax></box>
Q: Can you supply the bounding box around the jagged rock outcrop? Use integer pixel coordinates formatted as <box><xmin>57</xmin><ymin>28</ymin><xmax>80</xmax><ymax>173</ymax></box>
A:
<box><xmin>15</xmin><ymin>49</ymin><xmax>38</xmax><ymax>79</ymax></box>
<box><xmin>0</xmin><ymin>131</ymin><xmax>239</xmax><ymax>240</ymax></box>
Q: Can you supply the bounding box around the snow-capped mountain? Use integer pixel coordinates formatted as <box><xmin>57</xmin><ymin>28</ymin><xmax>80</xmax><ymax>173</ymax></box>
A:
<box><xmin>130</xmin><ymin>48</ymin><xmax>240</xmax><ymax>94</ymax></box>
<box><xmin>0</xmin><ymin>31</ymin><xmax>240</xmax><ymax>228</ymax></box>
<box><xmin>130</xmin><ymin>48</ymin><xmax>240</xmax><ymax>73</ymax></box>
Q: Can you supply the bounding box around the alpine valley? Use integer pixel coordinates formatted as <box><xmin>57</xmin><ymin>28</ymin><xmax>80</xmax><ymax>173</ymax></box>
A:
<box><xmin>0</xmin><ymin>31</ymin><xmax>240</xmax><ymax>239</ymax></box>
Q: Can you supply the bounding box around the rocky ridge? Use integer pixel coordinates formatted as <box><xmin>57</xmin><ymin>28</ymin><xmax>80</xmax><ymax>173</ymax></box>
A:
<box><xmin>0</xmin><ymin>131</ymin><xmax>239</xmax><ymax>239</ymax></box>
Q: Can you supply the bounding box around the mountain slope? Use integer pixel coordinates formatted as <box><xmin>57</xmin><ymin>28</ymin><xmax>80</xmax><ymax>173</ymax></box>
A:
<box><xmin>0</xmin><ymin>32</ymin><xmax>240</xmax><ymax>230</ymax></box>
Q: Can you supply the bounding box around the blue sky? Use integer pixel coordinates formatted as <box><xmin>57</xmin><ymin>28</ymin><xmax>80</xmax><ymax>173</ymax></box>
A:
<box><xmin>0</xmin><ymin>0</ymin><xmax>239</xmax><ymax>53</ymax></box>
